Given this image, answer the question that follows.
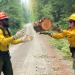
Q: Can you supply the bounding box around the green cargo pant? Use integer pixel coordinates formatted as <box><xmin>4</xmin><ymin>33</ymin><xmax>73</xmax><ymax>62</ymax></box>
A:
<box><xmin>73</xmin><ymin>57</ymin><xmax>75</xmax><ymax>74</ymax></box>
<box><xmin>69</xmin><ymin>47</ymin><xmax>75</xmax><ymax>69</ymax></box>
<box><xmin>69</xmin><ymin>47</ymin><xmax>75</xmax><ymax>74</ymax></box>
<box><xmin>0</xmin><ymin>52</ymin><xmax>13</xmax><ymax>75</ymax></box>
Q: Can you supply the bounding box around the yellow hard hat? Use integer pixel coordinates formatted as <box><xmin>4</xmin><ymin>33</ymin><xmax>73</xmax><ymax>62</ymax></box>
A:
<box><xmin>68</xmin><ymin>13</ymin><xmax>75</xmax><ymax>20</ymax></box>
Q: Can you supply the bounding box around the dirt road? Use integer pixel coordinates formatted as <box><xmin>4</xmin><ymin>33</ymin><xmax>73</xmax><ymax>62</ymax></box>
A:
<box><xmin>9</xmin><ymin>34</ymin><xmax>74</xmax><ymax>75</ymax></box>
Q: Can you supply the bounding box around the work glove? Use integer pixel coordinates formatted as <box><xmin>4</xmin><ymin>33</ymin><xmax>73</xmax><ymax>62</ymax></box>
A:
<box><xmin>21</xmin><ymin>35</ymin><xmax>33</xmax><ymax>42</ymax></box>
<box><xmin>13</xmin><ymin>30</ymin><xmax>25</xmax><ymax>40</ymax></box>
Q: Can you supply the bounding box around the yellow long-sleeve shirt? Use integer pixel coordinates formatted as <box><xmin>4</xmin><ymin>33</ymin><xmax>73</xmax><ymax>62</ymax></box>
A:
<box><xmin>51</xmin><ymin>29</ymin><xmax>75</xmax><ymax>47</ymax></box>
<box><xmin>0</xmin><ymin>29</ymin><xmax>22</xmax><ymax>51</ymax></box>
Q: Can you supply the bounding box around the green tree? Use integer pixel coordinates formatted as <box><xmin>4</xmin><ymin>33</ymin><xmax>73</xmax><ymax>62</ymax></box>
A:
<box><xmin>31</xmin><ymin>0</ymin><xmax>75</xmax><ymax>28</ymax></box>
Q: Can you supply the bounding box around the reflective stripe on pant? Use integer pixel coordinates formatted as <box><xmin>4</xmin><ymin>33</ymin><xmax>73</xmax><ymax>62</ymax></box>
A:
<box><xmin>0</xmin><ymin>56</ymin><xmax>13</xmax><ymax>75</ymax></box>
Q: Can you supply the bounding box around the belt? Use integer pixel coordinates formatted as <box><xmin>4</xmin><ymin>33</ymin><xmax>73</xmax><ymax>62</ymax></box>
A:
<box><xmin>0</xmin><ymin>50</ymin><xmax>9</xmax><ymax>55</ymax></box>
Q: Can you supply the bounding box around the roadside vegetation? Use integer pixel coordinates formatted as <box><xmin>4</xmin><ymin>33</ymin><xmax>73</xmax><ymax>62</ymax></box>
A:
<box><xmin>49</xmin><ymin>37</ymin><xmax>72</xmax><ymax>59</ymax></box>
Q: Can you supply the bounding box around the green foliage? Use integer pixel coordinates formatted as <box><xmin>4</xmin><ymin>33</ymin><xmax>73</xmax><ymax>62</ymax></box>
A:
<box><xmin>9</xmin><ymin>18</ymin><xmax>21</xmax><ymax>34</ymax></box>
<box><xmin>0</xmin><ymin>0</ymin><xmax>26</xmax><ymax>34</ymax></box>
<box><xmin>49</xmin><ymin>38</ymin><xmax>71</xmax><ymax>59</ymax></box>
<box><xmin>31</xmin><ymin>0</ymin><xmax>75</xmax><ymax>28</ymax></box>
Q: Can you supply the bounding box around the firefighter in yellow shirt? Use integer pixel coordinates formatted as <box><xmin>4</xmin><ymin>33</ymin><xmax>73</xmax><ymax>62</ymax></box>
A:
<box><xmin>49</xmin><ymin>13</ymin><xmax>75</xmax><ymax>70</ymax></box>
<box><xmin>0</xmin><ymin>12</ymin><xmax>32</xmax><ymax>75</ymax></box>
<box><xmin>40</xmin><ymin>13</ymin><xmax>75</xmax><ymax>70</ymax></box>
<box><xmin>51</xmin><ymin>14</ymin><xmax>75</xmax><ymax>56</ymax></box>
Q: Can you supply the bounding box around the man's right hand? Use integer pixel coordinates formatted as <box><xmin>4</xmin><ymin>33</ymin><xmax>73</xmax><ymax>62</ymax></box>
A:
<box><xmin>21</xmin><ymin>35</ymin><xmax>33</xmax><ymax>42</ymax></box>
